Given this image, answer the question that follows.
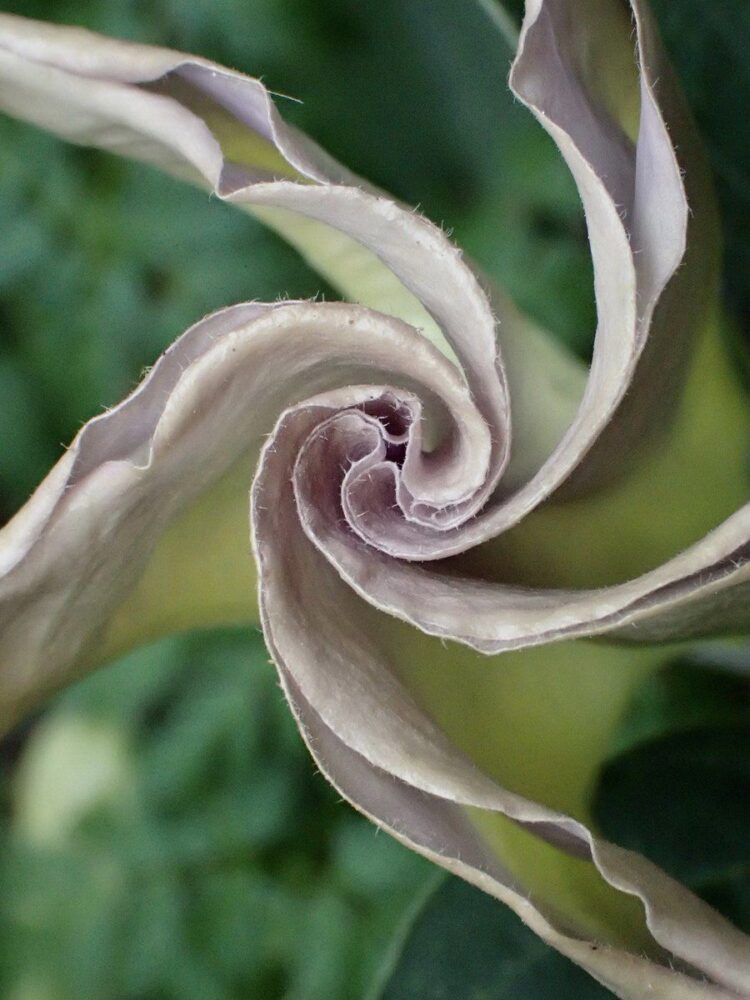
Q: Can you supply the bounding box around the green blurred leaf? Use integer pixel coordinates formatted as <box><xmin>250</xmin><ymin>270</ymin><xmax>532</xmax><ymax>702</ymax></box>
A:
<box><xmin>377</xmin><ymin>654</ymin><xmax>750</xmax><ymax>997</ymax></box>
<box><xmin>595</xmin><ymin>658</ymin><xmax>750</xmax><ymax>938</ymax></box>
<box><xmin>1</xmin><ymin>628</ymin><xmax>429</xmax><ymax>999</ymax></box>
<box><xmin>608</xmin><ymin>661</ymin><xmax>750</xmax><ymax>756</ymax></box>
<box><xmin>596</xmin><ymin>725</ymin><xmax>750</xmax><ymax>935</ymax></box>
<box><xmin>372</xmin><ymin>876</ymin><xmax>608</xmax><ymax>1000</ymax></box>
<box><xmin>475</xmin><ymin>0</ymin><xmax>521</xmax><ymax>50</ymax></box>
<box><xmin>649</xmin><ymin>0</ymin><xmax>750</xmax><ymax>337</ymax></box>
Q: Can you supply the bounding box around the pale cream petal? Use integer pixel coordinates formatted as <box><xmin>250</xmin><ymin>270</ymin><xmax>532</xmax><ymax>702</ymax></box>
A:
<box><xmin>253</xmin><ymin>407</ymin><xmax>750</xmax><ymax>994</ymax></box>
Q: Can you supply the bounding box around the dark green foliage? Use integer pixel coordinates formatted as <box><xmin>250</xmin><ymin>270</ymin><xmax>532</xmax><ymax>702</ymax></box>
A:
<box><xmin>372</xmin><ymin>876</ymin><xmax>608</xmax><ymax>1000</ymax></box>
<box><xmin>650</xmin><ymin>0</ymin><xmax>750</xmax><ymax>344</ymax></box>
<box><xmin>595</xmin><ymin>658</ymin><xmax>750</xmax><ymax>937</ymax></box>
<box><xmin>608</xmin><ymin>661</ymin><xmax>750</xmax><ymax>755</ymax></box>
<box><xmin>0</xmin><ymin>631</ymin><xmax>431</xmax><ymax>998</ymax></box>
<box><xmin>597</xmin><ymin>725</ymin><xmax>750</xmax><ymax>934</ymax></box>
<box><xmin>375</xmin><ymin>656</ymin><xmax>750</xmax><ymax>999</ymax></box>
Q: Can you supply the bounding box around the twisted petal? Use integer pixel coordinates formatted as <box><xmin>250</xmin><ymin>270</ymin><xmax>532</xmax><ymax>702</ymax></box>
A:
<box><xmin>2</xmin><ymin>3</ymin><xmax>750</xmax><ymax>995</ymax></box>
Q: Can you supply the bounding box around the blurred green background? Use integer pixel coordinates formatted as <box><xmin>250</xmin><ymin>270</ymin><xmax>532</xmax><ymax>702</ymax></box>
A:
<box><xmin>2</xmin><ymin>1</ymin><xmax>750</xmax><ymax>998</ymax></box>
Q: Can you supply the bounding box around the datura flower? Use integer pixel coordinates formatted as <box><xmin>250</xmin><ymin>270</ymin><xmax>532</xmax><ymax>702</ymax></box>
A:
<box><xmin>2</xmin><ymin>1</ymin><xmax>750</xmax><ymax>996</ymax></box>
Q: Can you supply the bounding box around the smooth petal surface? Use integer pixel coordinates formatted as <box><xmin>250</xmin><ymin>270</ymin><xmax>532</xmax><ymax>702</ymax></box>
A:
<box><xmin>2</xmin><ymin>3</ymin><xmax>750</xmax><ymax>996</ymax></box>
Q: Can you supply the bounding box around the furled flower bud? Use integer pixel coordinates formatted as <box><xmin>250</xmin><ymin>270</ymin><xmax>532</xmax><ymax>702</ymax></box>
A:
<box><xmin>1</xmin><ymin>3</ymin><xmax>750</xmax><ymax>995</ymax></box>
